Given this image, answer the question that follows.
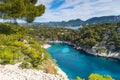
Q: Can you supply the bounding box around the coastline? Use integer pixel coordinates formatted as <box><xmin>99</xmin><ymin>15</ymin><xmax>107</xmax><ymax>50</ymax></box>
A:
<box><xmin>47</xmin><ymin>40</ymin><xmax>120</xmax><ymax>60</ymax></box>
<box><xmin>41</xmin><ymin>43</ymin><xmax>69</xmax><ymax>80</ymax></box>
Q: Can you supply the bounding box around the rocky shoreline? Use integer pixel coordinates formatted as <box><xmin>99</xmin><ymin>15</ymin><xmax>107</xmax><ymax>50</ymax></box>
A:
<box><xmin>0</xmin><ymin>63</ymin><xmax>69</xmax><ymax>80</ymax></box>
<box><xmin>47</xmin><ymin>40</ymin><xmax>120</xmax><ymax>60</ymax></box>
<box><xmin>41</xmin><ymin>44</ymin><xmax>51</xmax><ymax>49</ymax></box>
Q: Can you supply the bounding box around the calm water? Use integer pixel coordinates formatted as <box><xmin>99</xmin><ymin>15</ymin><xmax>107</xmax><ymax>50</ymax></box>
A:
<box><xmin>47</xmin><ymin>43</ymin><xmax>120</xmax><ymax>79</ymax></box>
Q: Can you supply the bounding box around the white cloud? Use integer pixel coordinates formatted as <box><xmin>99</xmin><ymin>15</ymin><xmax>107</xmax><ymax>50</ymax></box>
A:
<box><xmin>35</xmin><ymin>0</ymin><xmax>120</xmax><ymax>22</ymax></box>
<box><xmin>36</xmin><ymin>0</ymin><xmax>54</xmax><ymax>11</ymax></box>
<box><xmin>58</xmin><ymin>0</ymin><xmax>83</xmax><ymax>9</ymax></box>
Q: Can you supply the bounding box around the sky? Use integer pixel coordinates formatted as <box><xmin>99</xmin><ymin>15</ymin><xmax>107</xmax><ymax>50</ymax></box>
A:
<box><xmin>34</xmin><ymin>0</ymin><xmax>120</xmax><ymax>22</ymax></box>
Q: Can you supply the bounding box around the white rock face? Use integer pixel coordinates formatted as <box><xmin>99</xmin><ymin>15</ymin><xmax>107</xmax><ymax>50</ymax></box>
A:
<box><xmin>41</xmin><ymin>44</ymin><xmax>51</xmax><ymax>49</ymax></box>
<box><xmin>0</xmin><ymin>63</ymin><xmax>69</xmax><ymax>80</ymax></box>
<box><xmin>84</xmin><ymin>48</ymin><xmax>120</xmax><ymax>59</ymax></box>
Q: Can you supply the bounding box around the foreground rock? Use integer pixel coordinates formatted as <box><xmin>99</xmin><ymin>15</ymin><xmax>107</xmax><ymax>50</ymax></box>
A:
<box><xmin>0</xmin><ymin>63</ymin><xmax>69</xmax><ymax>80</ymax></box>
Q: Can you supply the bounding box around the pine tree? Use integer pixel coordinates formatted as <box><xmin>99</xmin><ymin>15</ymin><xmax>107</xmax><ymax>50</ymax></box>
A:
<box><xmin>0</xmin><ymin>0</ymin><xmax>45</xmax><ymax>23</ymax></box>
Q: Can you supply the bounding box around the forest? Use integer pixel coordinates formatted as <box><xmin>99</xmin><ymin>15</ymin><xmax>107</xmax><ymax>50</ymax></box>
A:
<box><xmin>30</xmin><ymin>22</ymin><xmax>120</xmax><ymax>53</ymax></box>
<box><xmin>0</xmin><ymin>23</ymin><xmax>57</xmax><ymax>74</ymax></box>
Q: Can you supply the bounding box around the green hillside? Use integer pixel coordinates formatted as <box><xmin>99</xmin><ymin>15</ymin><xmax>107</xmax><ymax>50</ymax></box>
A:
<box><xmin>31</xmin><ymin>22</ymin><xmax>120</xmax><ymax>53</ymax></box>
<box><xmin>0</xmin><ymin>23</ymin><xmax>57</xmax><ymax>74</ymax></box>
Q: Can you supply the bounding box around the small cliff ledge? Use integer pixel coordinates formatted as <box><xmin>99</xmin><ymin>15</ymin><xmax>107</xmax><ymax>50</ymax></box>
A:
<box><xmin>0</xmin><ymin>63</ymin><xmax>69</xmax><ymax>80</ymax></box>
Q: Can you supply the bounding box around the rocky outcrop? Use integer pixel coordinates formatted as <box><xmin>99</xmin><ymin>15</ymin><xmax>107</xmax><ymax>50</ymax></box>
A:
<box><xmin>41</xmin><ymin>44</ymin><xmax>51</xmax><ymax>49</ymax></box>
<box><xmin>0</xmin><ymin>63</ymin><xmax>69</xmax><ymax>80</ymax></box>
<box><xmin>83</xmin><ymin>48</ymin><xmax>120</xmax><ymax>59</ymax></box>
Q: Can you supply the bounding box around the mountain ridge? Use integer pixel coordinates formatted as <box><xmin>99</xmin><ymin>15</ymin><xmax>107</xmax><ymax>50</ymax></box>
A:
<box><xmin>33</xmin><ymin>15</ymin><xmax>120</xmax><ymax>27</ymax></box>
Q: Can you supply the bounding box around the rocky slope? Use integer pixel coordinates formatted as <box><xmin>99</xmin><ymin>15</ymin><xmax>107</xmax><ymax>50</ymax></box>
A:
<box><xmin>0</xmin><ymin>63</ymin><xmax>69</xmax><ymax>80</ymax></box>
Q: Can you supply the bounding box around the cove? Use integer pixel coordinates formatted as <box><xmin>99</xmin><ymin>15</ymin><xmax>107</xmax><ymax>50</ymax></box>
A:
<box><xmin>47</xmin><ymin>43</ymin><xmax>120</xmax><ymax>79</ymax></box>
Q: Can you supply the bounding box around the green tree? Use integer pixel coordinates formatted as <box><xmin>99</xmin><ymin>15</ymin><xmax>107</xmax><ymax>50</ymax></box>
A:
<box><xmin>88</xmin><ymin>73</ymin><xmax>114</xmax><ymax>80</ymax></box>
<box><xmin>76</xmin><ymin>76</ymin><xmax>84</xmax><ymax>80</ymax></box>
<box><xmin>0</xmin><ymin>0</ymin><xmax>45</xmax><ymax>23</ymax></box>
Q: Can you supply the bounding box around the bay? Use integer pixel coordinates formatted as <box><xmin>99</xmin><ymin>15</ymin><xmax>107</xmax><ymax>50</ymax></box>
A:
<box><xmin>47</xmin><ymin>43</ymin><xmax>120</xmax><ymax>79</ymax></box>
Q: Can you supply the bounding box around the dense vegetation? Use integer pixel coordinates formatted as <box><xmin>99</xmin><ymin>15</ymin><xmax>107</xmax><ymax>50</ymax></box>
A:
<box><xmin>76</xmin><ymin>73</ymin><xmax>114</xmax><ymax>80</ymax></box>
<box><xmin>0</xmin><ymin>23</ymin><xmax>57</xmax><ymax>74</ymax></box>
<box><xmin>30</xmin><ymin>22</ymin><xmax>120</xmax><ymax>53</ymax></box>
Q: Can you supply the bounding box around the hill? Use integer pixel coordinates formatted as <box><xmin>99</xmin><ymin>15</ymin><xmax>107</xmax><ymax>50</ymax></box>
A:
<box><xmin>32</xmin><ymin>15</ymin><xmax>120</xmax><ymax>27</ymax></box>
<box><xmin>31</xmin><ymin>22</ymin><xmax>120</xmax><ymax>59</ymax></box>
<box><xmin>84</xmin><ymin>15</ymin><xmax>120</xmax><ymax>25</ymax></box>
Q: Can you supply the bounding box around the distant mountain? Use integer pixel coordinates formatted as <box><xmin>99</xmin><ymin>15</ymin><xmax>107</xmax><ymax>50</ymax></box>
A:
<box><xmin>83</xmin><ymin>15</ymin><xmax>120</xmax><ymax>25</ymax></box>
<box><xmin>41</xmin><ymin>19</ymin><xmax>83</xmax><ymax>27</ymax></box>
<box><xmin>32</xmin><ymin>15</ymin><xmax>120</xmax><ymax>27</ymax></box>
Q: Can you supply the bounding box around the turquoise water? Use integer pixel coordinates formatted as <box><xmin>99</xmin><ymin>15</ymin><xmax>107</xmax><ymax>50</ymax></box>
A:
<box><xmin>47</xmin><ymin>43</ymin><xmax>120</xmax><ymax>79</ymax></box>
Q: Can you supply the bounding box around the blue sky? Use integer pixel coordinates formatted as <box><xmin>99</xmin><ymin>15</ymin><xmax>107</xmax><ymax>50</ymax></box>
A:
<box><xmin>0</xmin><ymin>0</ymin><xmax>120</xmax><ymax>23</ymax></box>
<box><xmin>34</xmin><ymin>0</ymin><xmax>120</xmax><ymax>22</ymax></box>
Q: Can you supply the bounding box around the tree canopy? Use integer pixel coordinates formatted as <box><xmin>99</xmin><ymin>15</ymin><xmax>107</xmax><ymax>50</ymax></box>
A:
<box><xmin>0</xmin><ymin>0</ymin><xmax>45</xmax><ymax>23</ymax></box>
<box><xmin>30</xmin><ymin>22</ymin><xmax>120</xmax><ymax>52</ymax></box>
<box><xmin>88</xmin><ymin>73</ymin><xmax>114</xmax><ymax>80</ymax></box>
